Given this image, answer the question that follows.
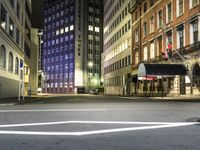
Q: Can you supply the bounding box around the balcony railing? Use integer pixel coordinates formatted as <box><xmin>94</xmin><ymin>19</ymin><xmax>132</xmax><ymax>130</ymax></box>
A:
<box><xmin>132</xmin><ymin>41</ymin><xmax>200</xmax><ymax>70</ymax></box>
<box><xmin>175</xmin><ymin>41</ymin><xmax>200</xmax><ymax>56</ymax></box>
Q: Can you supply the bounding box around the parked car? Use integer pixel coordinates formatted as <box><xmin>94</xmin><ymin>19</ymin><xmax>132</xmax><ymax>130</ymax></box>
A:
<box><xmin>89</xmin><ymin>89</ymin><xmax>99</xmax><ymax>95</ymax></box>
<box><xmin>37</xmin><ymin>87</ymin><xmax>42</xmax><ymax>93</ymax></box>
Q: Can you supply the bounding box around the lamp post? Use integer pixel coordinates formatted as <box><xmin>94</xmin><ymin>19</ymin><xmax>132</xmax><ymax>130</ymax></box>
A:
<box><xmin>88</xmin><ymin>61</ymin><xmax>93</xmax><ymax>90</ymax></box>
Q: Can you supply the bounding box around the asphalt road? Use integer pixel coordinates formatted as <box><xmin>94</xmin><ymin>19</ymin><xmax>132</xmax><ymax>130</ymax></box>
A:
<box><xmin>0</xmin><ymin>95</ymin><xmax>200</xmax><ymax>150</ymax></box>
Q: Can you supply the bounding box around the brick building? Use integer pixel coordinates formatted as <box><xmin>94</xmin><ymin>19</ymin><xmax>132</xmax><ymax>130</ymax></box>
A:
<box><xmin>130</xmin><ymin>0</ymin><xmax>200</xmax><ymax>96</ymax></box>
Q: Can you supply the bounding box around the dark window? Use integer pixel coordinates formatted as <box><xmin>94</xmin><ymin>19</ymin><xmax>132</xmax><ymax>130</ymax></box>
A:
<box><xmin>0</xmin><ymin>45</ymin><xmax>6</xmax><ymax>69</ymax></box>
<box><xmin>167</xmin><ymin>3</ymin><xmax>172</xmax><ymax>22</ymax></box>
<box><xmin>17</xmin><ymin>2</ymin><xmax>20</xmax><ymax>19</ymax></box>
<box><xmin>24</xmin><ymin>42</ymin><xmax>31</xmax><ymax>58</ymax></box>
<box><xmin>150</xmin><ymin>0</ymin><xmax>154</xmax><ymax>6</ymax></box>
<box><xmin>15</xmin><ymin>57</ymin><xmax>19</xmax><ymax>74</ymax></box>
<box><xmin>1</xmin><ymin>5</ymin><xmax>7</xmax><ymax>30</ymax></box>
<box><xmin>25</xmin><ymin>21</ymin><xmax>30</xmax><ymax>39</ymax></box>
<box><xmin>16</xmin><ymin>28</ymin><xmax>20</xmax><ymax>45</ymax></box>
<box><xmin>177</xmin><ymin>25</ymin><xmax>184</xmax><ymax>48</ymax></box>
<box><xmin>158</xmin><ymin>10</ymin><xmax>163</xmax><ymax>28</ymax></box>
<box><xmin>192</xmin><ymin>21</ymin><xmax>198</xmax><ymax>43</ymax></box>
<box><xmin>143</xmin><ymin>2</ymin><xmax>147</xmax><ymax>13</ymax></box>
<box><xmin>10</xmin><ymin>0</ymin><xmax>15</xmax><ymax>8</ymax></box>
<box><xmin>166</xmin><ymin>30</ymin><xmax>172</xmax><ymax>44</ymax></box>
<box><xmin>157</xmin><ymin>36</ymin><xmax>163</xmax><ymax>55</ymax></box>
<box><xmin>8</xmin><ymin>52</ymin><xmax>13</xmax><ymax>72</ymax></box>
<box><xmin>144</xmin><ymin>22</ymin><xmax>147</xmax><ymax>37</ymax></box>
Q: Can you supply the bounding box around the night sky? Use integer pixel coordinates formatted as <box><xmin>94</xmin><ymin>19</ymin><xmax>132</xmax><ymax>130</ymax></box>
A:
<box><xmin>31</xmin><ymin>0</ymin><xmax>44</xmax><ymax>28</ymax></box>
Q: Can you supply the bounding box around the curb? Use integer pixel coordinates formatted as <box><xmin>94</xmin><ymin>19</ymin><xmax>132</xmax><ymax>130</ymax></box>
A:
<box><xmin>0</xmin><ymin>103</ymin><xmax>16</xmax><ymax>106</ymax></box>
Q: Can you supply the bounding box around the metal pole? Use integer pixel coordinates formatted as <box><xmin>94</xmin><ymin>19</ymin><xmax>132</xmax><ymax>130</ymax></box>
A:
<box><xmin>22</xmin><ymin>69</ymin><xmax>25</xmax><ymax>101</ymax></box>
<box><xmin>28</xmin><ymin>68</ymin><xmax>31</xmax><ymax>98</ymax></box>
<box><xmin>18</xmin><ymin>80</ymin><xmax>21</xmax><ymax>102</ymax></box>
<box><xmin>162</xmin><ymin>75</ymin><xmax>164</xmax><ymax>99</ymax></box>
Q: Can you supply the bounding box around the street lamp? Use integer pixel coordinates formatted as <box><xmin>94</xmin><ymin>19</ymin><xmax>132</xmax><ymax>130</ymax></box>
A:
<box><xmin>88</xmin><ymin>62</ymin><xmax>93</xmax><ymax>90</ymax></box>
<box><xmin>88</xmin><ymin>61</ymin><xmax>93</xmax><ymax>68</ymax></box>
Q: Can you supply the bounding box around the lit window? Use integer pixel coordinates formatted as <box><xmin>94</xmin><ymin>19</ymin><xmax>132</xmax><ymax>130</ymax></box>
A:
<box><xmin>88</xmin><ymin>25</ymin><xmax>93</xmax><ymax>31</ymax></box>
<box><xmin>122</xmin><ymin>42</ymin><xmax>125</xmax><ymax>51</ymax></box>
<box><xmin>70</xmin><ymin>25</ymin><xmax>74</xmax><ymax>31</ymax></box>
<box><xmin>56</xmin><ymin>30</ymin><xmax>59</xmax><ymax>35</ymax></box>
<box><xmin>95</xmin><ymin>27</ymin><xmax>99</xmax><ymax>32</ymax></box>
<box><xmin>9</xmin><ymin>18</ymin><xmax>14</xmax><ymax>38</ymax></box>
<box><xmin>60</xmin><ymin>28</ymin><xmax>64</xmax><ymax>34</ymax></box>
<box><xmin>143</xmin><ymin>47</ymin><xmax>148</xmax><ymax>60</ymax></box>
<box><xmin>125</xmin><ymin>40</ymin><xmax>128</xmax><ymax>49</ymax></box>
<box><xmin>150</xmin><ymin>42</ymin><xmax>155</xmax><ymax>59</ymax></box>
<box><xmin>135</xmin><ymin>51</ymin><xmax>139</xmax><ymax>64</ymax></box>
<box><xmin>65</xmin><ymin>27</ymin><xmax>69</xmax><ymax>32</ymax></box>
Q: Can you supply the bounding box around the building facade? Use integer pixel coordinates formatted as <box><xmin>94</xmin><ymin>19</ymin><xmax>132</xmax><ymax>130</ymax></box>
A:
<box><xmin>31</xmin><ymin>28</ymin><xmax>43</xmax><ymax>92</ymax></box>
<box><xmin>43</xmin><ymin>0</ymin><xmax>103</xmax><ymax>93</ymax></box>
<box><xmin>0</xmin><ymin>0</ymin><xmax>37</xmax><ymax>98</ymax></box>
<box><xmin>102</xmin><ymin>0</ymin><xmax>133</xmax><ymax>95</ymax></box>
<box><xmin>130</xmin><ymin>0</ymin><xmax>200</xmax><ymax>96</ymax></box>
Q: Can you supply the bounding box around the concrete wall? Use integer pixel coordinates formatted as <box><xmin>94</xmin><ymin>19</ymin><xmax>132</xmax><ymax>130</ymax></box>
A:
<box><xmin>0</xmin><ymin>76</ymin><xmax>19</xmax><ymax>98</ymax></box>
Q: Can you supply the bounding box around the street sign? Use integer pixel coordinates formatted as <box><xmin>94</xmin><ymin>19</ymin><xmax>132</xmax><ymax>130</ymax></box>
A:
<box><xmin>20</xmin><ymin>59</ymin><xmax>23</xmax><ymax>69</ymax></box>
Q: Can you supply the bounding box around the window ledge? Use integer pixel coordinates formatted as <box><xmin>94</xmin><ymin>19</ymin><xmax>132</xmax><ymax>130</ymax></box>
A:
<box><xmin>189</xmin><ymin>4</ymin><xmax>199</xmax><ymax>10</ymax></box>
<box><xmin>177</xmin><ymin>13</ymin><xmax>184</xmax><ymax>19</ymax></box>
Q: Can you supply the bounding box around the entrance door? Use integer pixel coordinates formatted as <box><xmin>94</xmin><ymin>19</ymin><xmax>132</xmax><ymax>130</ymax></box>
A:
<box><xmin>192</xmin><ymin>64</ymin><xmax>200</xmax><ymax>90</ymax></box>
<box><xmin>180</xmin><ymin>76</ymin><xmax>186</xmax><ymax>95</ymax></box>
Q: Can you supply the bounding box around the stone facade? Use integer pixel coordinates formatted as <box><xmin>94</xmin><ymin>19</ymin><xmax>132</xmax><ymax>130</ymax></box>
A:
<box><xmin>102</xmin><ymin>0</ymin><xmax>133</xmax><ymax>95</ymax></box>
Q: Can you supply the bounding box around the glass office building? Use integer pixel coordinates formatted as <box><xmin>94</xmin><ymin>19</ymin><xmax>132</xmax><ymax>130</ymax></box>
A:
<box><xmin>43</xmin><ymin>0</ymin><xmax>103</xmax><ymax>93</ymax></box>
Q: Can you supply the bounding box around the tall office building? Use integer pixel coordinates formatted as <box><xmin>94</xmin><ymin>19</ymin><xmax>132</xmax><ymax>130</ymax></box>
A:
<box><xmin>43</xmin><ymin>0</ymin><xmax>103</xmax><ymax>93</ymax></box>
<box><xmin>102</xmin><ymin>0</ymin><xmax>132</xmax><ymax>95</ymax></box>
<box><xmin>0</xmin><ymin>0</ymin><xmax>37</xmax><ymax>98</ymax></box>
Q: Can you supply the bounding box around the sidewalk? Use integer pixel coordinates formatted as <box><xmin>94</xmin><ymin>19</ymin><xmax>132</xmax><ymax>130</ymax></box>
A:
<box><xmin>123</xmin><ymin>95</ymin><xmax>200</xmax><ymax>101</ymax></box>
<box><xmin>0</xmin><ymin>96</ymin><xmax>41</xmax><ymax>106</ymax></box>
<box><xmin>0</xmin><ymin>94</ymin><xmax>199</xmax><ymax>105</ymax></box>
<box><xmin>0</xmin><ymin>97</ymin><xmax>20</xmax><ymax>106</ymax></box>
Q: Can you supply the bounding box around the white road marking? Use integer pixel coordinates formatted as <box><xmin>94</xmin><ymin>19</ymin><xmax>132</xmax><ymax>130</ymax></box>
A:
<box><xmin>0</xmin><ymin>109</ymin><xmax>106</xmax><ymax>113</ymax></box>
<box><xmin>0</xmin><ymin>121</ymin><xmax>198</xmax><ymax>136</ymax></box>
<box><xmin>0</xmin><ymin>121</ymin><xmax>196</xmax><ymax>128</ymax></box>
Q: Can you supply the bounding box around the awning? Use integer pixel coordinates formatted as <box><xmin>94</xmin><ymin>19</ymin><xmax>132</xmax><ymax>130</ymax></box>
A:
<box><xmin>138</xmin><ymin>63</ymin><xmax>187</xmax><ymax>77</ymax></box>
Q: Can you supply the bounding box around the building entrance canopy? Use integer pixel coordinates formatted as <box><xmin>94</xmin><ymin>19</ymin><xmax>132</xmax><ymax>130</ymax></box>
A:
<box><xmin>138</xmin><ymin>63</ymin><xmax>187</xmax><ymax>79</ymax></box>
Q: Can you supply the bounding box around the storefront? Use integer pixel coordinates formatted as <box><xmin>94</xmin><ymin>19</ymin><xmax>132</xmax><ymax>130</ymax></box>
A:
<box><xmin>130</xmin><ymin>63</ymin><xmax>187</xmax><ymax>97</ymax></box>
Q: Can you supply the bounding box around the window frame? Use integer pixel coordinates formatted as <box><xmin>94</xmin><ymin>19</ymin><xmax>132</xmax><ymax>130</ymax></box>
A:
<box><xmin>0</xmin><ymin>45</ymin><xmax>6</xmax><ymax>69</ymax></box>
<box><xmin>8</xmin><ymin>52</ymin><xmax>13</xmax><ymax>72</ymax></box>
